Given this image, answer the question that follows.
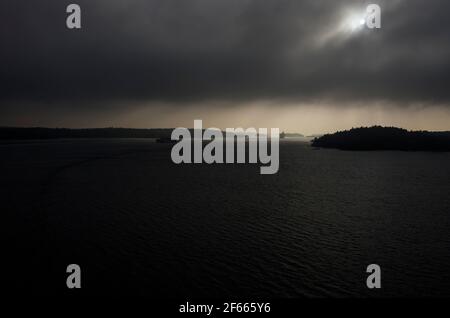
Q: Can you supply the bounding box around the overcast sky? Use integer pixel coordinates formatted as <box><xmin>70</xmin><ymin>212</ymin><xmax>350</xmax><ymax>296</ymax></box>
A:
<box><xmin>1</xmin><ymin>0</ymin><xmax>449</xmax><ymax>133</ymax></box>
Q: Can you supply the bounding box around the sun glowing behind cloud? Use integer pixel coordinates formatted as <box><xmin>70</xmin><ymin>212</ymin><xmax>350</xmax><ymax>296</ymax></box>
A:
<box><xmin>340</xmin><ymin>7</ymin><xmax>370</xmax><ymax>34</ymax></box>
<box><xmin>346</xmin><ymin>14</ymin><xmax>366</xmax><ymax>32</ymax></box>
<box><xmin>314</xmin><ymin>7</ymin><xmax>368</xmax><ymax>46</ymax></box>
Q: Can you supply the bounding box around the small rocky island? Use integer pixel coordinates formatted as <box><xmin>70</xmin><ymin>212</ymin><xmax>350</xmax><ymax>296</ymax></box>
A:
<box><xmin>311</xmin><ymin>126</ymin><xmax>450</xmax><ymax>151</ymax></box>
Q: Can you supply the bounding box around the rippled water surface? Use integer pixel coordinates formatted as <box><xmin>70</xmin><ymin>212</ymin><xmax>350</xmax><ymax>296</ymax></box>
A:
<box><xmin>2</xmin><ymin>139</ymin><xmax>450</xmax><ymax>297</ymax></box>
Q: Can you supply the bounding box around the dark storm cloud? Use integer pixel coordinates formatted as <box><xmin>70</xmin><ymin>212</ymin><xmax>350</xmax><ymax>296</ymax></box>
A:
<box><xmin>1</xmin><ymin>0</ymin><xmax>450</xmax><ymax>106</ymax></box>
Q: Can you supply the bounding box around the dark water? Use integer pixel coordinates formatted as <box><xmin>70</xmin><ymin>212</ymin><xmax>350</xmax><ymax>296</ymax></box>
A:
<box><xmin>2</xmin><ymin>139</ymin><xmax>450</xmax><ymax>297</ymax></box>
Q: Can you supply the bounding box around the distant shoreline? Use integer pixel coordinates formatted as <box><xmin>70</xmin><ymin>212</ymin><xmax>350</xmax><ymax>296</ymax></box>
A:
<box><xmin>0</xmin><ymin>127</ymin><xmax>304</xmax><ymax>141</ymax></box>
<box><xmin>3</xmin><ymin>126</ymin><xmax>450</xmax><ymax>152</ymax></box>
<box><xmin>0</xmin><ymin>127</ymin><xmax>176</xmax><ymax>140</ymax></box>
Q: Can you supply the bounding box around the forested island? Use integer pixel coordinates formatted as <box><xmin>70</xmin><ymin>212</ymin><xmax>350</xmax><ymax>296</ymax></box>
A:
<box><xmin>311</xmin><ymin>126</ymin><xmax>450</xmax><ymax>151</ymax></box>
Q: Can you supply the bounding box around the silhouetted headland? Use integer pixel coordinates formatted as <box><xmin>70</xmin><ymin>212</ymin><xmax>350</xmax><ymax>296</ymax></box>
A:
<box><xmin>312</xmin><ymin>126</ymin><xmax>450</xmax><ymax>151</ymax></box>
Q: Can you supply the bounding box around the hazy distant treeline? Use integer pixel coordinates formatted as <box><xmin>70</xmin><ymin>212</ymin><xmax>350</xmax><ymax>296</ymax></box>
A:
<box><xmin>0</xmin><ymin>127</ymin><xmax>175</xmax><ymax>140</ymax></box>
<box><xmin>312</xmin><ymin>126</ymin><xmax>450</xmax><ymax>151</ymax></box>
<box><xmin>283</xmin><ymin>132</ymin><xmax>304</xmax><ymax>138</ymax></box>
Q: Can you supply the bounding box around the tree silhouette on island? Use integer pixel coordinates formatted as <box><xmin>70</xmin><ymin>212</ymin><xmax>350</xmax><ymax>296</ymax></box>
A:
<box><xmin>312</xmin><ymin>126</ymin><xmax>450</xmax><ymax>151</ymax></box>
